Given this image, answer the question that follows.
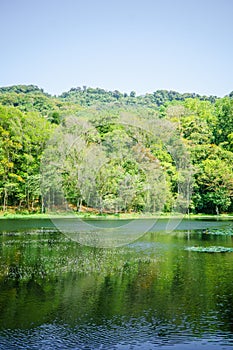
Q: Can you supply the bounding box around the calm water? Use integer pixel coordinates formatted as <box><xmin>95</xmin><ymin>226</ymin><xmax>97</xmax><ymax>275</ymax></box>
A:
<box><xmin>0</xmin><ymin>218</ymin><xmax>233</xmax><ymax>349</ymax></box>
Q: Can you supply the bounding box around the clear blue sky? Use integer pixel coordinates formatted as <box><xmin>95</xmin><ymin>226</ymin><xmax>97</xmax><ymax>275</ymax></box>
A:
<box><xmin>1</xmin><ymin>0</ymin><xmax>233</xmax><ymax>96</ymax></box>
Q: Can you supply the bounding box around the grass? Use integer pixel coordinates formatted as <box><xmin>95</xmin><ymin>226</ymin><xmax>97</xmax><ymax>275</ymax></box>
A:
<box><xmin>1</xmin><ymin>211</ymin><xmax>233</xmax><ymax>220</ymax></box>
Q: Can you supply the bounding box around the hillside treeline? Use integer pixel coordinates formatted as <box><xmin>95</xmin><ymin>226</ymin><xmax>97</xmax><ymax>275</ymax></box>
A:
<box><xmin>0</xmin><ymin>85</ymin><xmax>233</xmax><ymax>214</ymax></box>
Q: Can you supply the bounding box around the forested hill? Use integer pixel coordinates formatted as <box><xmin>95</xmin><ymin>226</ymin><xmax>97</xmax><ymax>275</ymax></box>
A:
<box><xmin>0</xmin><ymin>84</ymin><xmax>221</xmax><ymax>111</ymax></box>
<box><xmin>59</xmin><ymin>86</ymin><xmax>219</xmax><ymax>107</ymax></box>
<box><xmin>0</xmin><ymin>84</ymin><xmax>233</xmax><ymax>215</ymax></box>
<box><xmin>0</xmin><ymin>85</ymin><xmax>61</xmax><ymax>117</ymax></box>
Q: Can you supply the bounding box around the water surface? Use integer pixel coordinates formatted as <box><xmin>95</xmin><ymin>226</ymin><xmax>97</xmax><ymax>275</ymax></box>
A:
<box><xmin>0</xmin><ymin>218</ymin><xmax>233</xmax><ymax>349</ymax></box>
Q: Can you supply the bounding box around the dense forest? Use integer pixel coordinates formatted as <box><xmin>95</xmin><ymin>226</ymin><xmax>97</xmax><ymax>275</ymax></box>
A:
<box><xmin>0</xmin><ymin>84</ymin><xmax>233</xmax><ymax>215</ymax></box>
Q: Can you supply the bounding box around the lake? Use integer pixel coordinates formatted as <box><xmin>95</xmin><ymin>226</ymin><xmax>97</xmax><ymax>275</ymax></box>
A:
<box><xmin>0</xmin><ymin>218</ymin><xmax>233</xmax><ymax>349</ymax></box>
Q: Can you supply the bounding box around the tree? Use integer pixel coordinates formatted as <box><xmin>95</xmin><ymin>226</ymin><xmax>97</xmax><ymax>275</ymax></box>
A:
<box><xmin>214</xmin><ymin>97</ymin><xmax>233</xmax><ymax>151</ymax></box>
<box><xmin>130</xmin><ymin>91</ymin><xmax>136</xmax><ymax>98</ymax></box>
<box><xmin>194</xmin><ymin>158</ymin><xmax>233</xmax><ymax>214</ymax></box>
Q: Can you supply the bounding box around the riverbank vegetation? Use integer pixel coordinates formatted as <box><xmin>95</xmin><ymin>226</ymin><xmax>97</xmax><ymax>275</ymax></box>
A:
<box><xmin>0</xmin><ymin>85</ymin><xmax>233</xmax><ymax>215</ymax></box>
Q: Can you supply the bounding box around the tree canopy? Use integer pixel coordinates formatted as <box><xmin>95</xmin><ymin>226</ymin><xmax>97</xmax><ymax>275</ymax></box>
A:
<box><xmin>0</xmin><ymin>84</ymin><xmax>233</xmax><ymax>214</ymax></box>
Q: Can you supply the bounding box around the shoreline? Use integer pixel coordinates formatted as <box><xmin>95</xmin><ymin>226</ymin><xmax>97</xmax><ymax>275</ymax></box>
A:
<box><xmin>0</xmin><ymin>212</ymin><xmax>233</xmax><ymax>220</ymax></box>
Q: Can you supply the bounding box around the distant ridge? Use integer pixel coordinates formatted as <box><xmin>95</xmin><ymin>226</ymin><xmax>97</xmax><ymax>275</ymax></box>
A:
<box><xmin>0</xmin><ymin>84</ymin><xmax>223</xmax><ymax>109</ymax></box>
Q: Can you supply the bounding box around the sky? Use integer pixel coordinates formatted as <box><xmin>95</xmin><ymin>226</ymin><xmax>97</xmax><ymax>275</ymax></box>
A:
<box><xmin>1</xmin><ymin>0</ymin><xmax>233</xmax><ymax>97</ymax></box>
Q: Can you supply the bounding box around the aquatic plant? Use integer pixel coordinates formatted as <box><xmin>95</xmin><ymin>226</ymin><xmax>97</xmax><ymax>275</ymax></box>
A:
<box><xmin>185</xmin><ymin>246</ymin><xmax>233</xmax><ymax>253</ymax></box>
<box><xmin>203</xmin><ymin>227</ymin><xmax>233</xmax><ymax>236</ymax></box>
<box><xmin>0</xmin><ymin>230</ymin><xmax>157</xmax><ymax>281</ymax></box>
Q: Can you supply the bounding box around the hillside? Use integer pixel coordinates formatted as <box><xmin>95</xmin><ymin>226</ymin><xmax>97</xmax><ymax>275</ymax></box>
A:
<box><xmin>0</xmin><ymin>84</ymin><xmax>221</xmax><ymax>111</ymax></box>
<box><xmin>0</xmin><ymin>84</ymin><xmax>233</xmax><ymax>215</ymax></box>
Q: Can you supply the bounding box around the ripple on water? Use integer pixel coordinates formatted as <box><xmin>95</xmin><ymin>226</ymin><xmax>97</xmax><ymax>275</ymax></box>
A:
<box><xmin>0</xmin><ymin>318</ymin><xmax>233</xmax><ymax>350</ymax></box>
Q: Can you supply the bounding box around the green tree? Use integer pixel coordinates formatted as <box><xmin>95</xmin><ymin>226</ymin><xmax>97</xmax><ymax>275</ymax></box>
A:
<box><xmin>194</xmin><ymin>158</ymin><xmax>233</xmax><ymax>214</ymax></box>
<box><xmin>214</xmin><ymin>97</ymin><xmax>233</xmax><ymax>151</ymax></box>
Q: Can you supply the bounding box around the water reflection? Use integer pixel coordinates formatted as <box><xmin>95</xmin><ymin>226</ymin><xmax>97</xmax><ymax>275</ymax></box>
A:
<box><xmin>0</xmin><ymin>219</ymin><xmax>233</xmax><ymax>349</ymax></box>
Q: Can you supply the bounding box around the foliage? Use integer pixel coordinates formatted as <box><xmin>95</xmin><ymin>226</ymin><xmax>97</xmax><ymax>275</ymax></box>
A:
<box><xmin>59</xmin><ymin>86</ymin><xmax>218</xmax><ymax>108</ymax></box>
<box><xmin>0</xmin><ymin>85</ymin><xmax>233</xmax><ymax>214</ymax></box>
<box><xmin>0</xmin><ymin>105</ymin><xmax>53</xmax><ymax>211</ymax></box>
<box><xmin>214</xmin><ymin>97</ymin><xmax>233</xmax><ymax>151</ymax></box>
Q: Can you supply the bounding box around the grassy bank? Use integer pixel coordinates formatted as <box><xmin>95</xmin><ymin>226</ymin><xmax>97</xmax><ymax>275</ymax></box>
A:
<box><xmin>0</xmin><ymin>211</ymin><xmax>233</xmax><ymax>220</ymax></box>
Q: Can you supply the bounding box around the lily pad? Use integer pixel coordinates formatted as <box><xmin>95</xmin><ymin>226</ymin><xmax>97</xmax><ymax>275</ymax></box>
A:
<box><xmin>185</xmin><ymin>246</ymin><xmax>233</xmax><ymax>253</ymax></box>
<box><xmin>203</xmin><ymin>228</ymin><xmax>233</xmax><ymax>236</ymax></box>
